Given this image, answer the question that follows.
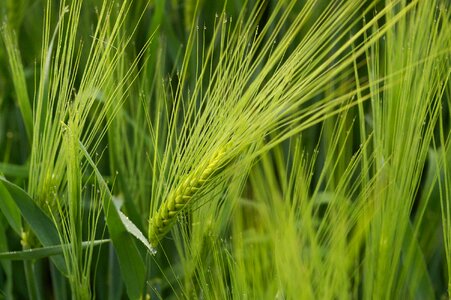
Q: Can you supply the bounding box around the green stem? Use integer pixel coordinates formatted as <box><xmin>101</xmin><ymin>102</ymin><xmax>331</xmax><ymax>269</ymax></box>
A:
<box><xmin>24</xmin><ymin>260</ymin><xmax>41</xmax><ymax>300</ymax></box>
<box><xmin>50</xmin><ymin>263</ymin><xmax>68</xmax><ymax>300</ymax></box>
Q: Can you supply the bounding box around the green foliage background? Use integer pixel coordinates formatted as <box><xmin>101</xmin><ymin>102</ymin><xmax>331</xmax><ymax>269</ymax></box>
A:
<box><xmin>0</xmin><ymin>0</ymin><xmax>450</xmax><ymax>299</ymax></box>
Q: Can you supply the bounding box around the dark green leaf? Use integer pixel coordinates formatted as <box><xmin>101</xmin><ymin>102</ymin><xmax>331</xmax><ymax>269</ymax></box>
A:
<box><xmin>0</xmin><ymin>162</ymin><xmax>28</xmax><ymax>178</ymax></box>
<box><xmin>50</xmin><ymin>263</ymin><xmax>68</xmax><ymax>300</ymax></box>
<box><xmin>108</xmin><ymin>244</ymin><xmax>124</xmax><ymax>300</ymax></box>
<box><xmin>0</xmin><ymin>177</ymin><xmax>68</xmax><ymax>275</ymax></box>
<box><xmin>0</xmin><ymin>216</ymin><xmax>13</xmax><ymax>298</ymax></box>
<box><xmin>79</xmin><ymin>140</ymin><xmax>151</xmax><ymax>300</ymax></box>
<box><xmin>0</xmin><ymin>180</ymin><xmax>22</xmax><ymax>235</ymax></box>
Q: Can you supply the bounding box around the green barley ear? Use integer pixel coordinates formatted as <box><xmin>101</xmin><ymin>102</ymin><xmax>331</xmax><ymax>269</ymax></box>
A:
<box><xmin>148</xmin><ymin>146</ymin><xmax>227</xmax><ymax>247</ymax></box>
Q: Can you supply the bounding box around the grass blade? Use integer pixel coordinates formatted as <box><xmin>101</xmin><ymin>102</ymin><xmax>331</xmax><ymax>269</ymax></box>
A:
<box><xmin>50</xmin><ymin>263</ymin><xmax>68</xmax><ymax>300</ymax></box>
<box><xmin>1</xmin><ymin>26</ymin><xmax>33</xmax><ymax>142</ymax></box>
<box><xmin>0</xmin><ymin>217</ymin><xmax>13</xmax><ymax>298</ymax></box>
<box><xmin>79</xmin><ymin>140</ymin><xmax>151</xmax><ymax>300</ymax></box>
<box><xmin>0</xmin><ymin>179</ymin><xmax>22</xmax><ymax>235</ymax></box>
<box><xmin>401</xmin><ymin>222</ymin><xmax>435</xmax><ymax>299</ymax></box>
<box><xmin>0</xmin><ymin>177</ymin><xmax>67</xmax><ymax>275</ymax></box>
<box><xmin>0</xmin><ymin>239</ymin><xmax>110</xmax><ymax>261</ymax></box>
<box><xmin>0</xmin><ymin>162</ymin><xmax>28</xmax><ymax>178</ymax></box>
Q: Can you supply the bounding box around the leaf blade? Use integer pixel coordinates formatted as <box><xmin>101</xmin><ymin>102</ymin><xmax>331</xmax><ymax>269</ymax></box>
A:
<box><xmin>0</xmin><ymin>179</ymin><xmax>22</xmax><ymax>235</ymax></box>
<box><xmin>0</xmin><ymin>177</ymin><xmax>68</xmax><ymax>275</ymax></box>
<box><xmin>0</xmin><ymin>239</ymin><xmax>110</xmax><ymax>261</ymax></box>
<box><xmin>79</xmin><ymin>140</ymin><xmax>150</xmax><ymax>300</ymax></box>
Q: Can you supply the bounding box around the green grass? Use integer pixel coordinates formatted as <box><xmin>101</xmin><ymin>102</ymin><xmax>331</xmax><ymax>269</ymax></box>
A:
<box><xmin>0</xmin><ymin>0</ymin><xmax>450</xmax><ymax>299</ymax></box>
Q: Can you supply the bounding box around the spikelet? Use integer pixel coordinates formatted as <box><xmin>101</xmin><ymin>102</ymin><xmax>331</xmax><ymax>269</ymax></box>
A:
<box><xmin>148</xmin><ymin>146</ymin><xmax>227</xmax><ymax>247</ymax></box>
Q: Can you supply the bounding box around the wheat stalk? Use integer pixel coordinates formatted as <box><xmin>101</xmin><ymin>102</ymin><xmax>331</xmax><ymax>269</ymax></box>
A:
<box><xmin>148</xmin><ymin>146</ymin><xmax>227</xmax><ymax>247</ymax></box>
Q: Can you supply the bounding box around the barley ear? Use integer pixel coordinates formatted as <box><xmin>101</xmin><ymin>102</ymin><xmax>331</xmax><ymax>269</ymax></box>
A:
<box><xmin>148</xmin><ymin>147</ymin><xmax>227</xmax><ymax>247</ymax></box>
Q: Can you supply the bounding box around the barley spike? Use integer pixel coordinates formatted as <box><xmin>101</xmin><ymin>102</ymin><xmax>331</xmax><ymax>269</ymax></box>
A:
<box><xmin>148</xmin><ymin>146</ymin><xmax>227</xmax><ymax>247</ymax></box>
